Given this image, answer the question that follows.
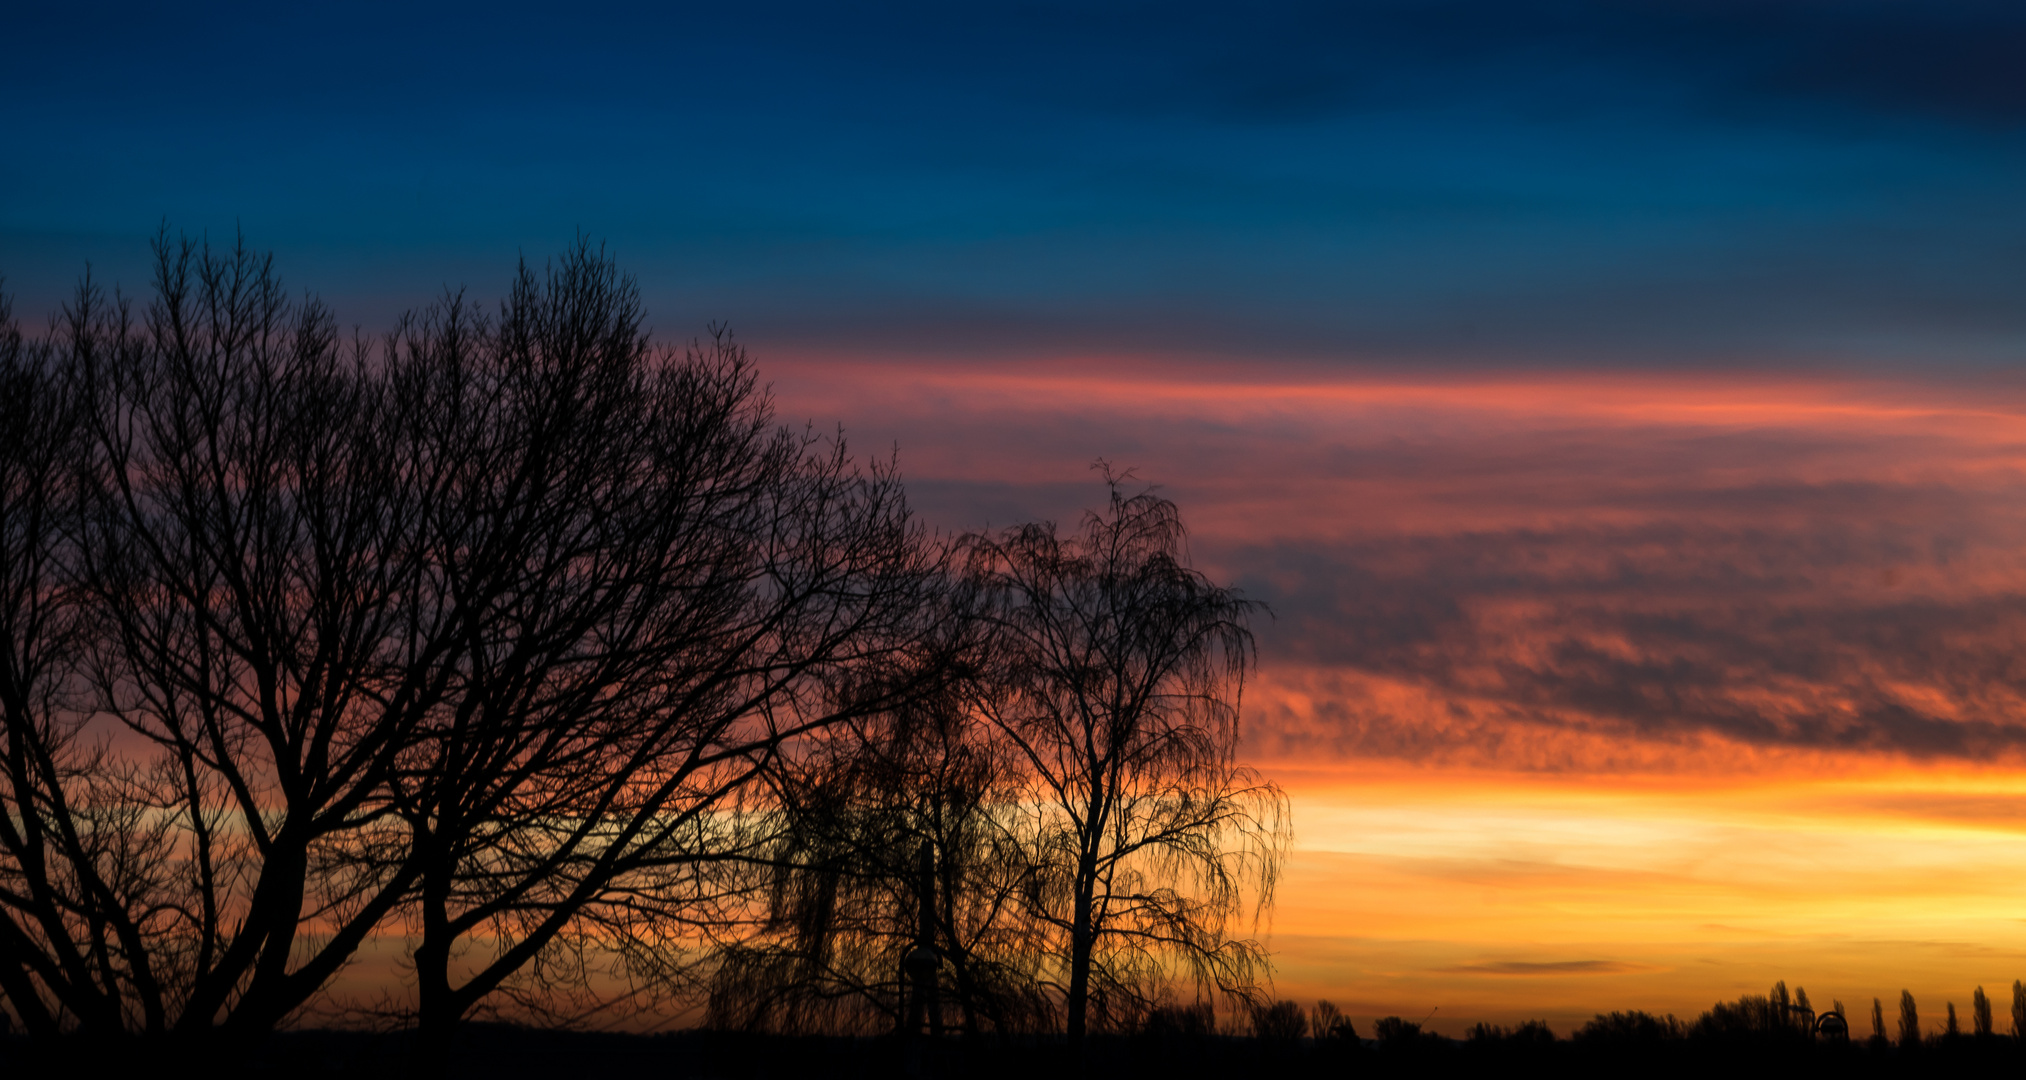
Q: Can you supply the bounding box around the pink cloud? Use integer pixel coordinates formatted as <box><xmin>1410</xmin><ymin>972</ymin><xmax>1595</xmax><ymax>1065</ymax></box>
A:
<box><xmin>768</xmin><ymin>356</ymin><xmax>2026</xmax><ymax>768</ymax></box>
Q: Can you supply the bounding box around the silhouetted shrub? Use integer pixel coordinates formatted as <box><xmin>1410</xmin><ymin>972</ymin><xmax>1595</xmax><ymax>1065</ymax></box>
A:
<box><xmin>1251</xmin><ymin>999</ymin><xmax>1308</xmax><ymax>1043</ymax></box>
<box><xmin>1575</xmin><ymin>1010</ymin><xmax>1684</xmax><ymax>1045</ymax></box>
<box><xmin>1140</xmin><ymin>1002</ymin><xmax>1216</xmax><ymax>1041</ymax></box>
<box><xmin>1512</xmin><ymin>1019</ymin><xmax>1555</xmax><ymax>1046</ymax></box>
<box><xmin>1369</xmin><ymin>1014</ymin><xmax>1450</xmax><ymax>1069</ymax></box>
<box><xmin>1373</xmin><ymin>1016</ymin><xmax>1422</xmax><ymax>1046</ymax></box>
<box><xmin>1466</xmin><ymin>1020</ymin><xmax>1555</xmax><ymax>1047</ymax></box>
<box><xmin>1693</xmin><ymin>994</ymin><xmax>1788</xmax><ymax>1041</ymax></box>
<box><xmin>1463</xmin><ymin>1019</ymin><xmax>1557</xmax><ymax>1073</ymax></box>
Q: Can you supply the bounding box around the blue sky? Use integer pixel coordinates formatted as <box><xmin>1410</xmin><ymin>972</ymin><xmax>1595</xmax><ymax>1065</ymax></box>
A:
<box><xmin>4</xmin><ymin>0</ymin><xmax>2024</xmax><ymax>367</ymax></box>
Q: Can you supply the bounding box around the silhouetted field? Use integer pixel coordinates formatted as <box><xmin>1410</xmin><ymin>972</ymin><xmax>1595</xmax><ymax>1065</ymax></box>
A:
<box><xmin>9</xmin><ymin>1023</ymin><xmax>2025</xmax><ymax>1080</ymax></box>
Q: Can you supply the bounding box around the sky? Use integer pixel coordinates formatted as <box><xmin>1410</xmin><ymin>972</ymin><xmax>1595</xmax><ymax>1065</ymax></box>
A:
<box><xmin>8</xmin><ymin>0</ymin><xmax>2026</xmax><ymax>1036</ymax></box>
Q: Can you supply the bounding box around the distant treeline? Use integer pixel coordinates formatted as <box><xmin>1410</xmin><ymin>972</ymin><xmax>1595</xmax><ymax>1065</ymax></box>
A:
<box><xmin>12</xmin><ymin>987</ymin><xmax>2026</xmax><ymax>1080</ymax></box>
<box><xmin>1290</xmin><ymin>977</ymin><xmax>2026</xmax><ymax>1047</ymax></box>
<box><xmin>0</xmin><ymin>234</ymin><xmax>1284</xmax><ymax>1055</ymax></box>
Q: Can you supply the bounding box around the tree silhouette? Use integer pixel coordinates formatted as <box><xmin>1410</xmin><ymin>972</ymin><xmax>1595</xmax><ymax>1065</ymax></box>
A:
<box><xmin>1576</xmin><ymin>1011</ymin><xmax>1683</xmax><ymax>1044</ymax></box>
<box><xmin>1692</xmin><ymin>988</ymin><xmax>1802</xmax><ymax>1040</ymax></box>
<box><xmin>1251</xmin><ymin>999</ymin><xmax>1307</xmax><ymax>1044</ymax></box>
<box><xmin>0</xmin><ymin>235</ymin><xmax>947</xmax><ymax>1042</ymax></box>
<box><xmin>4</xmin><ymin>239</ymin><xmax>1308</xmax><ymax>1054</ymax></box>
<box><xmin>702</xmin><ymin>679</ymin><xmax>1060</xmax><ymax>1037</ymax></box>
<box><xmin>376</xmin><ymin>245</ymin><xmax>948</xmax><ymax>1044</ymax></box>
<box><xmin>1898</xmin><ymin>990</ymin><xmax>1920</xmax><ymax>1047</ymax></box>
<box><xmin>963</xmin><ymin>470</ymin><xmax>1287</xmax><ymax>1046</ymax></box>
<box><xmin>1</xmin><ymin>236</ymin><xmax>437</xmax><ymax>1035</ymax></box>
<box><xmin>1971</xmin><ymin>987</ymin><xmax>1990</xmax><ymax>1037</ymax></box>
<box><xmin>0</xmin><ymin>282</ymin><xmax>94</xmax><ymax>1037</ymax></box>
<box><xmin>1310</xmin><ymin>999</ymin><xmax>1358</xmax><ymax>1042</ymax></box>
<box><xmin>700</xmin><ymin>476</ymin><xmax>1294</xmax><ymax>1046</ymax></box>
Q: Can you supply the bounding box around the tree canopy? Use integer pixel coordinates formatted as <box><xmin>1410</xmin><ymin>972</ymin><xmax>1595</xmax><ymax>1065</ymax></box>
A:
<box><xmin>0</xmin><ymin>236</ymin><xmax>1284</xmax><ymax>1046</ymax></box>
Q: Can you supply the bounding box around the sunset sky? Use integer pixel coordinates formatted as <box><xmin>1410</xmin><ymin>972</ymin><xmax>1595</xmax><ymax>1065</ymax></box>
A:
<box><xmin>9</xmin><ymin>0</ymin><xmax>2026</xmax><ymax>1035</ymax></box>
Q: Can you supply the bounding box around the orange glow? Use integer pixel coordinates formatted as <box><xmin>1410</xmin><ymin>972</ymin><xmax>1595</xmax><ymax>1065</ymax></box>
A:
<box><xmin>769</xmin><ymin>354</ymin><xmax>2026</xmax><ymax>1035</ymax></box>
<box><xmin>1268</xmin><ymin>759</ymin><xmax>2026</xmax><ymax>1036</ymax></box>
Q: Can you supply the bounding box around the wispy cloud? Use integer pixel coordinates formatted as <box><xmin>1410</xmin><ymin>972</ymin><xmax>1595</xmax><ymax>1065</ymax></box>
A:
<box><xmin>1437</xmin><ymin>960</ymin><xmax>1652</xmax><ymax>976</ymax></box>
<box><xmin>775</xmin><ymin>360</ymin><xmax>2026</xmax><ymax>770</ymax></box>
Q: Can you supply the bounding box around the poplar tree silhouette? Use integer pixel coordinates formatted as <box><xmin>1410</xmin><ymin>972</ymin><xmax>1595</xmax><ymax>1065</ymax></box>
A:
<box><xmin>1898</xmin><ymin>991</ymin><xmax>1920</xmax><ymax>1047</ymax></box>
<box><xmin>1973</xmin><ymin>986</ymin><xmax>1992</xmax><ymax>1037</ymax></box>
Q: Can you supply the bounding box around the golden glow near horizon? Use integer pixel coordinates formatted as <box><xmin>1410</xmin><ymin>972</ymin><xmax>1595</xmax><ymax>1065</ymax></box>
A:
<box><xmin>1268</xmin><ymin>758</ymin><xmax>2026</xmax><ymax>1036</ymax></box>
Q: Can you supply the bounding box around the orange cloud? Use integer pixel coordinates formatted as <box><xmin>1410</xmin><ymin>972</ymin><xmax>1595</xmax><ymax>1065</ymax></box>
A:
<box><xmin>768</xmin><ymin>357</ymin><xmax>2026</xmax><ymax>765</ymax></box>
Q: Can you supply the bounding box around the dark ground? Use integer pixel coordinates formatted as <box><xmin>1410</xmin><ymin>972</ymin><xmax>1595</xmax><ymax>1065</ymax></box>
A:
<box><xmin>6</xmin><ymin>1026</ymin><xmax>2021</xmax><ymax>1080</ymax></box>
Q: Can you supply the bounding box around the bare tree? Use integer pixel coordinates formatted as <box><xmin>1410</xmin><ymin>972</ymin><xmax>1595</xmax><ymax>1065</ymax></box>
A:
<box><xmin>701</xmin><ymin>556</ymin><xmax>1051</xmax><ymax>1037</ymax></box>
<box><xmin>1310</xmin><ymin>999</ymin><xmax>1355</xmax><ymax>1042</ymax></box>
<box><xmin>0</xmin><ymin>284</ymin><xmax>103</xmax><ymax>1036</ymax></box>
<box><xmin>702</xmin><ymin>474</ymin><xmax>1290</xmax><ymax>1047</ymax></box>
<box><xmin>963</xmin><ymin>469</ymin><xmax>1287</xmax><ymax>1046</ymax></box>
<box><xmin>0</xmin><ymin>233</ymin><xmax>952</xmax><ymax>1044</ymax></box>
<box><xmin>380</xmin><ymin>249</ymin><xmax>955</xmax><ymax>1042</ymax></box>
<box><xmin>17</xmin><ymin>236</ymin><xmax>433</xmax><ymax>1036</ymax></box>
<box><xmin>705</xmin><ymin>682</ymin><xmax>1057</xmax><ymax>1037</ymax></box>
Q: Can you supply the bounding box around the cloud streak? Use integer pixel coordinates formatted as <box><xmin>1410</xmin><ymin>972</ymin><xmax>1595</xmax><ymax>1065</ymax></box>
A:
<box><xmin>1436</xmin><ymin>960</ymin><xmax>1650</xmax><ymax>976</ymax></box>
<box><xmin>768</xmin><ymin>360</ymin><xmax>2026</xmax><ymax>770</ymax></box>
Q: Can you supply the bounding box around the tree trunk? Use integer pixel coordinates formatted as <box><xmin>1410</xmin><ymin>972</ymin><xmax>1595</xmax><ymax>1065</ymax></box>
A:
<box><xmin>1066</xmin><ymin>878</ymin><xmax>1095</xmax><ymax>1049</ymax></box>
<box><xmin>413</xmin><ymin>844</ymin><xmax>459</xmax><ymax>1062</ymax></box>
<box><xmin>936</xmin><ymin>855</ymin><xmax>980</xmax><ymax>1038</ymax></box>
<box><xmin>178</xmin><ymin>838</ymin><xmax>308</xmax><ymax>1034</ymax></box>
